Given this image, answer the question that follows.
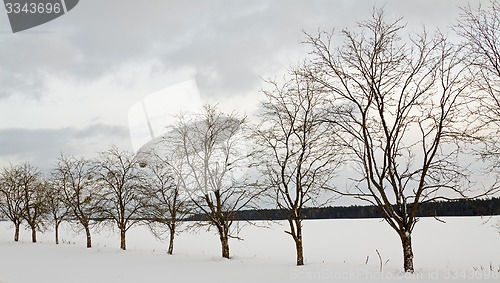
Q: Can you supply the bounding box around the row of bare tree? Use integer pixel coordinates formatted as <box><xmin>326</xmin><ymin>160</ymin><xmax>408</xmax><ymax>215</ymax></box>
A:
<box><xmin>0</xmin><ymin>1</ymin><xmax>498</xmax><ymax>274</ymax></box>
<box><xmin>258</xmin><ymin>1</ymin><xmax>499</xmax><ymax>272</ymax></box>
<box><xmin>0</xmin><ymin>149</ymin><xmax>182</xmax><ymax>253</ymax></box>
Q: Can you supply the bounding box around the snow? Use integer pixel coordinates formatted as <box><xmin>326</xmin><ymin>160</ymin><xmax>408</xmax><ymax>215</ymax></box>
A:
<box><xmin>0</xmin><ymin>217</ymin><xmax>498</xmax><ymax>282</ymax></box>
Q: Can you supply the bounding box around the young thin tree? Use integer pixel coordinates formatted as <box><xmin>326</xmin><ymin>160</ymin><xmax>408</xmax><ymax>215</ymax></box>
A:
<box><xmin>94</xmin><ymin>146</ymin><xmax>148</xmax><ymax>250</ymax></box>
<box><xmin>303</xmin><ymin>9</ymin><xmax>495</xmax><ymax>272</ymax></box>
<box><xmin>254</xmin><ymin>70</ymin><xmax>342</xmax><ymax>266</ymax></box>
<box><xmin>142</xmin><ymin>157</ymin><xmax>190</xmax><ymax>255</ymax></box>
<box><xmin>0</xmin><ymin>165</ymin><xmax>27</xmax><ymax>241</ymax></box>
<box><xmin>52</xmin><ymin>154</ymin><xmax>100</xmax><ymax>248</ymax></box>
<box><xmin>169</xmin><ymin>105</ymin><xmax>261</xmax><ymax>259</ymax></box>
<box><xmin>43</xmin><ymin>179</ymin><xmax>70</xmax><ymax>245</ymax></box>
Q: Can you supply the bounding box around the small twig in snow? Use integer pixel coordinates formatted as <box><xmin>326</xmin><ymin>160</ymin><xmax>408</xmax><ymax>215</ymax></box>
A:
<box><xmin>434</xmin><ymin>215</ymin><xmax>446</xmax><ymax>224</ymax></box>
<box><xmin>376</xmin><ymin>249</ymin><xmax>383</xmax><ymax>272</ymax></box>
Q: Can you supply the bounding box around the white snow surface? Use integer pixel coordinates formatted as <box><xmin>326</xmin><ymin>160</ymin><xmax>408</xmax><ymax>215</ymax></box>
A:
<box><xmin>0</xmin><ymin>217</ymin><xmax>498</xmax><ymax>283</ymax></box>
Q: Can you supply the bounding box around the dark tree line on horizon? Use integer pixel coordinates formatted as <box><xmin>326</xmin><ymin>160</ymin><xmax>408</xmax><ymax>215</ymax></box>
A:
<box><xmin>227</xmin><ymin>197</ymin><xmax>500</xmax><ymax>221</ymax></box>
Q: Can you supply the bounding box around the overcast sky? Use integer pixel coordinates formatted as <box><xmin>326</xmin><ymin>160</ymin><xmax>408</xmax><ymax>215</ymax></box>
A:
<box><xmin>0</xmin><ymin>0</ymin><xmax>487</xmax><ymax>174</ymax></box>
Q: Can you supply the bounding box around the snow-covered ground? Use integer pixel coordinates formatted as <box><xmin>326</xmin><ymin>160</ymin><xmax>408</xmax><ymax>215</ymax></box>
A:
<box><xmin>0</xmin><ymin>217</ymin><xmax>498</xmax><ymax>282</ymax></box>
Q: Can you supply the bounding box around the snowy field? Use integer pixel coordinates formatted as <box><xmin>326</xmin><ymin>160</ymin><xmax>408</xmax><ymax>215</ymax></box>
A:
<box><xmin>0</xmin><ymin>217</ymin><xmax>498</xmax><ymax>283</ymax></box>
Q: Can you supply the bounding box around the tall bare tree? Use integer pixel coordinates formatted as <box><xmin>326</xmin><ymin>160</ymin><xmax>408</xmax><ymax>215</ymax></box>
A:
<box><xmin>52</xmin><ymin>154</ymin><xmax>100</xmax><ymax>248</ymax></box>
<box><xmin>303</xmin><ymin>9</ymin><xmax>496</xmax><ymax>272</ymax></box>
<box><xmin>0</xmin><ymin>164</ymin><xmax>27</xmax><ymax>241</ymax></box>
<box><xmin>455</xmin><ymin>0</ymin><xmax>499</xmax><ymax>187</ymax></box>
<box><xmin>94</xmin><ymin>146</ymin><xmax>148</xmax><ymax>250</ymax></box>
<box><xmin>254</xmin><ymin>70</ymin><xmax>342</xmax><ymax>266</ymax></box>
<box><xmin>168</xmin><ymin>105</ymin><xmax>261</xmax><ymax>259</ymax></box>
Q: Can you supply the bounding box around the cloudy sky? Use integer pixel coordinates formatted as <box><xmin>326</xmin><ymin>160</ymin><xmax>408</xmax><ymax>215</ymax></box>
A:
<box><xmin>0</xmin><ymin>0</ymin><xmax>485</xmax><ymax>173</ymax></box>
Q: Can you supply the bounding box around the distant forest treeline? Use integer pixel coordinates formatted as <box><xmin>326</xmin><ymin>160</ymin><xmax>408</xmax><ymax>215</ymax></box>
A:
<box><xmin>218</xmin><ymin>198</ymin><xmax>500</xmax><ymax>221</ymax></box>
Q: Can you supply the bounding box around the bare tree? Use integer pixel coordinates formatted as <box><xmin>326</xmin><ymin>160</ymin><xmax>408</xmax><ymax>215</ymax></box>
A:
<box><xmin>455</xmin><ymin>0</ymin><xmax>500</xmax><ymax>187</ymax></box>
<box><xmin>43</xmin><ymin>178</ymin><xmax>70</xmax><ymax>245</ymax></box>
<box><xmin>303</xmin><ymin>9</ymin><xmax>496</xmax><ymax>272</ymax></box>
<box><xmin>0</xmin><ymin>164</ymin><xmax>27</xmax><ymax>241</ymax></box>
<box><xmin>254</xmin><ymin>70</ymin><xmax>342</xmax><ymax>266</ymax></box>
<box><xmin>52</xmin><ymin>154</ymin><xmax>100</xmax><ymax>248</ymax></box>
<box><xmin>142</xmin><ymin>157</ymin><xmax>190</xmax><ymax>255</ymax></box>
<box><xmin>94</xmin><ymin>146</ymin><xmax>148</xmax><ymax>250</ymax></box>
<box><xmin>168</xmin><ymin>105</ymin><xmax>261</xmax><ymax>259</ymax></box>
<box><xmin>16</xmin><ymin>163</ymin><xmax>46</xmax><ymax>243</ymax></box>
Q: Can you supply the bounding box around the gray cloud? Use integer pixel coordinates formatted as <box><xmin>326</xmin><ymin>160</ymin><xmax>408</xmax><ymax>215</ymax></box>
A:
<box><xmin>2</xmin><ymin>0</ymin><xmax>474</xmax><ymax>100</ymax></box>
<box><xmin>0</xmin><ymin>124</ymin><xmax>129</xmax><ymax>172</ymax></box>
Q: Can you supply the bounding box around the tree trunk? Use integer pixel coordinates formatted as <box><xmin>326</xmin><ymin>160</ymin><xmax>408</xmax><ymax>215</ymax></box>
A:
<box><xmin>287</xmin><ymin>217</ymin><xmax>304</xmax><ymax>266</ymax></box>
<box><xmin>14</xmin><ymin>223</ymin><xmax>20</xmax><ymax>242</ymax></box>
<box><xmin>400</xmin><ymin>232</ymin><xmax>414</xmax><ymax>273</ymax></box>
<box><xmin>84</xmin><ymin>225</ymin><xmax>92</xmax><ymax>248</ymax></box>
<box><xmin>120</xmin><ymin>228</ymin><xmax>126</xmax><ymax>250</ymax></box>
<box><xmin>55</xmin><ymin>222</ymin><xmax>60</xmax><ymax>245</ymax></box>
<box><xmin>220</xmin><ymin>233</ymin><xmax>230</xmax><ymax>259</ymax></box>
<box><xmin>294</xmin><ymin>219</ymin><xmax>304</xmax><ymax>266</ymax></box>
<box><xmin>31</xmin><ymin>226</ymin><xmax>37</xmax><ymax>243</ymax></box>
<box><xmin>167</xmin><ymin>224</ymin><xmax>175</xmax><ymax>255</ymax></box>
<box><xmin>295</xmin><ymin>237</ymin><xmax>304</xmax><ymax>266</ymax></box>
